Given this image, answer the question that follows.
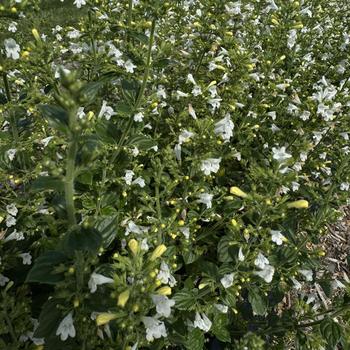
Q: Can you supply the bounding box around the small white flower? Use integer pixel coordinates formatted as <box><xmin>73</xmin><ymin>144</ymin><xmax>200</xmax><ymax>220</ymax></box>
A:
<box><xmin>124</xmin><ymin>170</ymin><xmax>134</xmax><ymax>185</ymax></box>
<box><xmin>19</xmin><ymin>253</ymin><xmax>32</xmax><ymax>265</ymax></box>
<box><xmin>238</xmin><ymin>247</ymin><xmax>245</xmax><ymax>262</ymax></box>
<box><xmin>220</xmin><ymin>273</ymin><xmax>234</xmax><ymax>288</ymax></box>
<box><xmin>200</xmin><ymin>158</ymin><xmax>221</xmax><ymax>176</ymax></box>
<box><xmin>40</xmin><ymin>136</ymin><xmax>54</xmax><ymax>147</ymax></box>
<box><xmin>299</xmin><ymin>269</ymin><xmax>313</xmax><ymax>281</ymax></box>
<box><xmin>214</xmin><ymin>115</ymin><xmax>234</xmax><ymax>141</ymax></box>
<box><xmin>142</xmin><ymin>317</ymin><xmax>167</xmax><ymax>342</ymax></box>
<box><xmin>140</xmin><ymin>238</ymin><xmax>149</xmax><ymax>251</ymax></box>
<box><xmin>88</xmin><ymin>273</ymin><xmax>114</xmax><ymax>293</ymax></box>
<box><xmin>73</xmin><ymin>0</ymin><xmax>86</xmax><ymax>8</ymax></box>
<box><xmin>193</xmin><ymin>312</ymin><xmax>212</xmax><ymax>332</ymax></box>
<box><xmin>340</xmin><ymin>182</ymin><xmax>349</xmax><ymax>191</ymax></box>
<box><xmin>98</xmin><ymin>101</ymin><xmax>116</xmax><ymax>120</ymax></box>
<box><xmin>6</xmin><ymin>204</ymin><xmax>18</xmax><ymax>217</ymax></box>
<box><xmin>77</xmin><ymin>107</ymin><xmax>86</xmax><ymax>119</ymax></box>
<box><xmin>271</xmin><ymin>230</ymin><xmax>287</xmax><ymax>245</ymax></box>
<box><xmin>214</xmin><ymin>304</ymin><xmax>228</xmax><ymax>313</ymax></box>
<box><xmin>197</xmin><ymin>193</ymin><xmax>213</xmax><ymax>209</ymax></box>
<box><xmin>291</xmin><ymin>277</ymin><xmax>302</xmax><ymax>290</ymax></box>
<box><xmin>186</xmin><ymin>73</ymin><xmax>196</xmax><ymax>85</ymax></box>
<box><xmin>133</xmin><ymin>112</ymin><xmax>144</xmax><ymax>122</ymax></box>
<box><xmin>133</xmin><ymin>177</ymin><xmax>145</xmax><ymax>188</ymax></box>
<box><xmin>56</xmin><ymin>312</ymin><xmax>76</xmax><ymax>341</ymax></box>
<box><xmin>0</xmin><ymin>274</ymin><xmax>10</xmax><ymax>286</ymax></box>
<box><xmin>4</xmin><ymin>229</ymin><xmax>24</xmax><ymax>242</ymax></box>
<box><xmin>179</xmin><ymin>227</ymin><xmax>190</xmax><ymax>239</ymax></box>
<box><xmin>124</xmin><ymin>60</ymin><xmax>136</xmax><ymax>73</ymax></box>
<box><xmin>188</xmin><ymin>104</ymin><xmax>197</xmax><ymax>119</ymax></box>
<box><xmin>254</xmin><ymin>253</ymin><xmax>269</xmax><ymax>269</ymax></box>
<box><xmin>272</xmin><ymin>146</ymin><xmax>292</xmax><ymax>163</ymax></box>
<box><xmin>178</xmin><ymin>130</ymin><xmax>194</xmax><ymax>144</ymax></box>
<box><xmin>151</xmin><ymin>295</ymin><xmax>175</xmax><ymax>317</ymax></box>
<box><xmin>157</xmin><ymin>262</ymin><xmax>177</xmax><ymax>287</ymax></box>
<box><xmin>255</xmin><ymin>265</ymin><xmax>275</xmax><ymax>283</ymax></box>
<box><xmin>125</xmin><ymin>221</ymin><xmax>149</xmax><ymax>236</ymax></box>
<box><xmin>6</xmin><ymin>149</ymin><xmax>17</xmax><ymax>161</ymax></box>
<box><xmin>4</xmin><ymin>38</ymin><xmax>20</xmax><ymax>59</ymax></box>
<box><xmin>8</xmin><ymin>22</ymin><xmax>17</xmax><ymax>33</ymax></box>
<box><xmin>6</xmin><ymin>215</ymin><xmax>16</xmax><ymax>227</ymax></box>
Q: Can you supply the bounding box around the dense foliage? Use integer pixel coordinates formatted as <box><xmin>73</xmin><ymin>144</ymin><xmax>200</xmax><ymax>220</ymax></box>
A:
<box><xmin>1</xmin><ymin>0</ymin><xmax>350</xmax><ymax>349</ymax></box>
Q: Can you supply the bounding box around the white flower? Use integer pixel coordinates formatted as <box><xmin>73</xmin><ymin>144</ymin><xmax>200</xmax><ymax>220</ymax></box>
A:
<box><xmin>188</xmin><ymin>104</ymin><xmax>197</xmax><ymax>119</ymax></box>
<box><xmin>220</xmin><ymin>273</ymin><xmax>234</xmax><ymax>288</ymax></box>
<box><xmin>197</xmin><ymin>193</ymin><xmax>213</xmax><ymax>209</ymax></box>
<box><xmin>4</xmin><ymin>229</ymin><xmax>24</xmax><ymax>242</ymax></box>
<box><xmin>6</xmin><ymin>149</ymin><xmax>17</xmax><ymax>161</ymax></box>
<box><xmin>73</xmin><ymin>0</ymin><xmax>86</xmax><ymax>8</ymax></box>
<box><xmin>6</xmin><ymin>215</ymin><xmax>16</xmax><ymax>227</ymax></box>
<box><xmin>151</xmin><ymin>295</ymin><xmax>175</xmax><ymax>317</ymax></box>
<box><xmin>40</xmin><ymin>136</ymin><xmax>54</xmax><ymax>147</ymax></box>
<box><xmin>214</xmin><ymin>115</ymin><xmax>234</xmax><ymax>141</ymax></box>
<box><xmin>4</xmin><ymin>38</ymin><xmax>20</xmax><ymax>59</ymax></box>
<box><xmin>291</xmin><ymin>277</ymin><xmax>302</xmax><ymax>290</ymax></box>
<box><xmin>133</xmin><ymin>177</ymin><xmax>145</xmax><ymax>188</ymax></box>
<box><xmin>77</xmin><ymin>107</ymin><xmax>86</xmax><ymax>119</ymax></box>
<box><xmin>254</xmin><ymin>253</ymin><xmax>269</xmax><ymax>269</ymax></box>
<box><xmin>125</xmin><ymin>221</ymin><xmax>149</xmax><ymax>236</ymax></box>
<box><xmin>186</xmin><ymin>73</ymin><xmax>196</xmax><ymax>85</ymax></box>
<box><xmin>8</xmin><ymin>22</ymin><xmax>17</xmax><ymax>33</ymax></box>
<box><xmin>142</xmin><ymin>317</ymin><xmax>167</xmax><ymax>342</ymax></box>
<box><xmin>88</xmin><ymin>273</ymin><xmax>114</xmax><ymax>293</ymax></box>
<box><xmin>238</xmin><ymin>247</ymin><xmax>245</xmax><ymax>262</ymax></box>
<box><xmin>6</xmin><ymin>204</ymin><xmax>18</xmax><ymax>217</ymax></box>
<box><xmin>140</xmin><ymin>238</ymin><xmax>149</xmax><ymax>251</ymax></box>
<box><xmin>200</xmin><ymin>158</ymin><xmax>221</xmax><ymax>176</ymax></box>
<box><xmin>19</xmin><ymin>253</ymin><xmax>32</xmax><ymax>265</ymax></box>
<box><xmin>340</xmin><ymin>182</ymin><xmax>349</xmax><ymax>191</ymax></box>
<box><xmin>133</xmin><ymin>112</ymin><xmax>144</xmax><ymax>122</ymax></box>
<box><xmin>255</xmin><ymin>265</ymin><xmax>275</xmax><ymax>283</ymax></box>
<box><xmin>271</xmin><ymin>230</ymin><xmax>287</xmax><ymax>245</ymax></box>
<box><xmin>287</xmin><ymin>29</ymin><xmax>297</xmax><ymax>49</ymax></box>
<box><xmin>214</xmin><ymin>304</ymin><xmax>228</xmax><ymax>313</ymax></box>
<box><xmin>193</xmin><ymin>312</ymin><xmax>212</xmax><ymax>332</ymax></box>
<box><xmin>124</xmin><ymin>170</ymin><xmax>134</xmax><ymax>185</ymax></box>
<box><xmin>98</xmin><ymin>101</ymin><xmax>116</xmax><ymax>120</ymax></box>
<box><xmin>157</xmin><ymin>262</ymin><xmax>177</xmax><ymax>287</ymax></box>
<box><xmin>124</xmin><ymin>60</ymin><xmax>136</xmax><ymax>73</ymax></box>
<box><xmin>178</xmin><ymin>130</ymin><xmax>194</xmax><ymax>144</ymax></box>
<box><xmin>179</xmin><ymin>227</ymin><xmax>190</xmax><ymax>239</ymax></box>
<box><xmin>0</xmin><ymin>274</ymin><xmax>10</xmax><ymax>286</ymax></box>
<box><xmin>56</xmin><ymin>312</ymin><xmax>76</xmax><ymax>341</ymax></box>
<box><xmin>299</xmin><ymin>269</ymin><xmax>313</xmax><ymax>281</ymax></box>
<box><xmin>272</xmin><ymin>146</ymin><xmax>292</xmax><ymax>163</ymax></box>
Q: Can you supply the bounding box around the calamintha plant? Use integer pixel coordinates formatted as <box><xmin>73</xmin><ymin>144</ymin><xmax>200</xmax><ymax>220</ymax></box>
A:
<box><xmin>0</xmin><ymin>0</ymin><xmax>350</xmax><ymax>349</ymax></box>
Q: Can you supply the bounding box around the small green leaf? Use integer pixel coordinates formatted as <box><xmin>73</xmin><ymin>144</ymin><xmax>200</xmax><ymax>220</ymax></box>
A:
<box><xmin>95</xmin><ymin>215</ymin><xmax>118</xmax><ymax>248</ymax></box>
<box><xmin>62</xmin><ymin>226</ymin><xmax>102</xmax><ymax>254</ymax></box>
<box><xmin>31</xmin><ymin>176</ymin><xmax>64</xmax><ymax>192</ymax></box>
<box><xmin>185</xmin><ymin>328</ymin><xmax>204</xmax><ymax>350</ymax></box>
<box><xmin>40</xmin><ymin>105</ymin><xmax>69</xmax><ymax>134</ymax></box>
<box><xmin>248</xmin><ymin>287</ymin><xmax>268</xmax><ymax>316</ymax></box>
<box><xmin>320</xmin><ymin>317</ymin><xmax>341</xmax><ymax>348</ymax></box>
<box><xmin>173</xmin><ymin>290</ymin><xmax>197</xmax><ymax>310</ymax></box>
<box><xmin>126</xmin><ymin>134</ymin><xmax>157</xmax><ymax>150</ymax></box>
<box><xmin>26</xmin><ymin>251</ymin><xmax>67</xmax><ymax>284</ymax></box>
<box><xmin>211</xmin><ymin>313</ymin><xmax>231</xmax><ymax>343</ymax></box>
<box><xmin>217</xmin><ymin>236</ymin><xmax>234</xmax><ymax>263</ymax></box>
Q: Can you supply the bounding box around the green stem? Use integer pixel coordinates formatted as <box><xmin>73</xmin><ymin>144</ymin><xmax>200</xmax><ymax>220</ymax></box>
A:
<box><xmin>127</xmin><ymin>0</ymin><xmax>133</xmax><ymax>26</ymax></box>
<box><xmin>111</xmin><ymin>18</ymin><xmax>156</xmax><ymax>163</ymax></box>
<box><xmin>4</xmin><ymin>312</ymin><xmax>18</xmax><ymax>345</ymax></box>
<box><xmin>2</xmin><ymin>72</ymin><xmax>11</xmax><ymax>102</ymax></box>
<box><xmin>65</xmin><ymin>111</ymin><xmax>78</xmax><ymax>227</ymax></box>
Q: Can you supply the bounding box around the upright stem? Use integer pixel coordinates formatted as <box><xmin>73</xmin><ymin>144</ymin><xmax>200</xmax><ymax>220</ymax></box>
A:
<box><xmin>2</xmin><ymin>72</ymin><xmax>18</xmax><ymax>142</ymax></box>
<box><xmin>65</xmin><ymin>111</ymin><xmax>78</xmax><ymax>227</ymax></box>
<box><xmin>2</xmin><ymin>72</ymin><xmax>11</xmax><ymax>102</ymax></box>
<box><xmin>127</xmin><ymin>0</ymin><xmax>133</xmax><ymax>26</ymax></box>
<box><xmin>111</xmin><ymin>19</ymin><xmax>156</xmax><ymax>163</ymax></box>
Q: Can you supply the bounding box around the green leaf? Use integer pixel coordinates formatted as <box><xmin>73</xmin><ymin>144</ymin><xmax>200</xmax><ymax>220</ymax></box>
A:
<box><xmin>185</xmin><ymin>328</ymin><xmax>204</xmax><ymax>350</ymax></box>
<box><xmin>126</xmin><ymin>134</ymin><xmax>157</xmax><ymax>150</ymax></box>
<box><xmin>62</xmin><ymin>226</ymin><xmax>102</xmax><ymax>254</ymax></box>
<box><xmin>173</xmin><ymin>290</ymin><xmax>197</xmax><ymax>310</ymax></box>
<box><xmin>248</xmin><ymin>287</ymin><xmax>268</xmax><ymax>316</ymax></box>
<box><xmin>320</xmin><ymin>317</ymin><xmax>341</xmax><ymax>348</ymax></box>
<box><xmin>26</xmin><ymin>251</ymin><xmax>67</xmax><ymax>284</ymax></box>
<box><xmin>217</xmin><ymin>236</ymin><xmax>234</xmax><ymax>263</ymax></box>
<box><xmin>182</xmin><ymin>250</ymin><xmax>199</xmax><ymax>265</ymax></box>
<box><xmin>211</xmin><ymin>313</ymin><xmax>231</xmax><ymax>343</ymax></box>
<box><xmin>33</xmin><ymin>298</ymin><xmax>63</xmax><ymax>338</ymax></box>
<box><xmin>40</xmin><ymin>105</ymin><xmax>69</xmax><ymax>134</ymax></box>
<box><xmin>31</xmin><ymin>176</ymin><xmax>64</xmax><ymax>192</ymax></box>
<box><xmin>95</xmin><ymin>215</ymin><xmax>118</xmax><ymax>248</ymax></box>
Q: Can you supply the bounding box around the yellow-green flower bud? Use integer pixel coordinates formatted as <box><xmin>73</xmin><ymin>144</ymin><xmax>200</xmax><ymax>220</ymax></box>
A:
<box><xmin>96</xmin><ymin>313</ymin><xmax>118</xmax><ymax>326</ymax></box>
<box><xmin>287</xmin><ymin>200</ymin><xmax>309</xmax><ymax>209</ymax></box>
<box><xmin>128</xmin><ymin>239</ymin><xmax>139</xmax><ymax>256</ymax></box>
<box><xmin>230</xmin><ymin>186</ymin><xmax>248</xmax><ymax>198</ymax></box>
<box><xmin>150</xmin><ymin>244</ymin><xmax>167</xmax><ymax>261</ymax></box>
<box><xmin>117</xmin><ymin>289</ymin><xmax>130</xmax><ymax>307</ymax></box>
<box><xmin>156</xmin><ymin>286</ymin><xmax>172</xmax><ymax>295</ymax></box>
<box><xmin>32</xmin><ymin>28</ymin><xmax>41</xmax><ymax>42</ymax></box>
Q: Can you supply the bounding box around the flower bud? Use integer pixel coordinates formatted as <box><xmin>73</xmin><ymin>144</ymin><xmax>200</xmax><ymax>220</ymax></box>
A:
<box><xmin>32</xmin><ymin>28</ymin><xmax>41</xmax><ymax>42</ymax></box>
<box><xmin>150</xmin><ymin>244</ymin><xmax>167</xmax><ymax>261</ymax></box>
<box><xmin>230</xmin><ymin>186</ymin><xmax>248</xmax><ymax>198</ymax></box>
<box><xmin>287</xmin><ymin>200</ymin><xmax>309</xmax><ymax>209</ymax></box>
<box><xmin>96</xmin><ymin>313</ymin><xmax>118</xmax><ymax>326</ymax></box>
<box><xmin>128</xmin><ymin>239</ymin><xmax>139</xmax><ymax>256</ymax></box>
<box><xmin>156</xmin><ymin>286</ymin><xmax>172</xmax><ymax>295</ymax></box>
<box><xmin>117</xmin><ymin>289</ymin><xmax>130</xmax><ymax>307</ymax></box>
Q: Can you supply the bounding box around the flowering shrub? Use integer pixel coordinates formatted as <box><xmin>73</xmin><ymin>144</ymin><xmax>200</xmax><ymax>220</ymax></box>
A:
<box><xmin>1</xmin><ymin>0</ymin><xmax>350</xmax><ymax>349</ymax></box>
